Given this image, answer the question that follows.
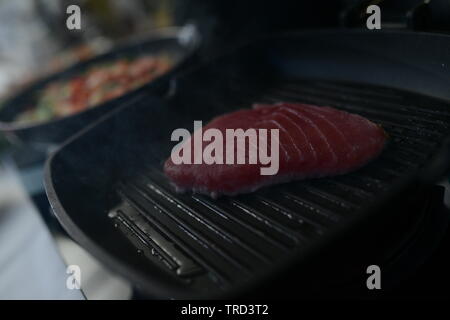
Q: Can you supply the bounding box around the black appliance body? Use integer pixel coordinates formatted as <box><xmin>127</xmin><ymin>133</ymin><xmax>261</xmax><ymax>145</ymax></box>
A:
<box><xmin>44</xmin><ymin>30</ymin><xmax>450</xmax><ymax>298</ymax></box>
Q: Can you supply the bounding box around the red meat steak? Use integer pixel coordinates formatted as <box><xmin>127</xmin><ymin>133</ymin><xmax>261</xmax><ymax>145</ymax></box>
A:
<box><xmin>164</xmin><ymin>102</ymin><xmax>387</xmax><ymax>197</ymax></box>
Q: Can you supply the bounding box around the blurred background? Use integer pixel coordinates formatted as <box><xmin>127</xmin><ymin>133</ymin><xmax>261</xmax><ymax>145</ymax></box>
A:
<box><xmin>0</xmin><ymin>0</ymin><xmax>176</xmax><ymax>299</ymax></box>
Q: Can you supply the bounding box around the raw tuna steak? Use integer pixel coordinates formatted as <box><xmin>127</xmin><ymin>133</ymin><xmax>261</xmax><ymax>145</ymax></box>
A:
<box><xmin>164</xmin><ymin>102</ymin><xmax>387</xmax><ymax>197</ymax></box>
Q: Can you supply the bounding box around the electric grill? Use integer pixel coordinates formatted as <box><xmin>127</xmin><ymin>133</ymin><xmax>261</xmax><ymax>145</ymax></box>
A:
<box><xmin>0</xmin><ymin>27</ymin><xmax>199</xmax><ymax>150</ymax></box>
<box><xmin>44</xmin><ymin>30</ymin><xmax>450</xmax><ymax>299</ymax></box>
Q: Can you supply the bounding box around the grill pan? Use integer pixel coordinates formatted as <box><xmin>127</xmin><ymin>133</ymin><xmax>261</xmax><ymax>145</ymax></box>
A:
<box><xmin>0</xmin><ymin>27</ymin><xmax>199</xmax><ymax>150</ymax></box>
<box><xmin>44</xmin><ymin>30</ymin><xmax>450</xmax><ymax>298</ymax></box>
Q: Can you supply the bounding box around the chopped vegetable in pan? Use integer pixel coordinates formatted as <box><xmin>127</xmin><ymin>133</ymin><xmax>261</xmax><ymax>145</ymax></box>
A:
<box><xmin>15</xmin><ymin>55</ymin><xmax>172</xmax><ymax>124</ymax></box>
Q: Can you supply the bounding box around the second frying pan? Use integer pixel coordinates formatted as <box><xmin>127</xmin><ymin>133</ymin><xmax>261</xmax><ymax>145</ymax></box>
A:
<box><xmin>44</xmin><ymin>30</ymin><xmax>450</xmax><ymax>298</ymax></box>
